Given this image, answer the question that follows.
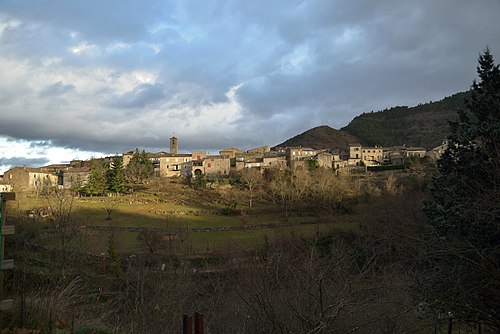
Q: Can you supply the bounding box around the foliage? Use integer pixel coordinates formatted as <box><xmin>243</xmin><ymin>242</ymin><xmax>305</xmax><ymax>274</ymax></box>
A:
<box><xmin>125</xmin><ymin>149</ymin><xmax>153</xmax><ymax>187</ymax></box>
<box><xmin>306</xmin><ymin>159</ymin><xmax>319</xmax><ymax>171</ymax></box>
<box><xmin>422</xmin><ymin>48</ymin><xmax>500</xmax><ymax>329</ymax></box>
<box><xmin>107</xmin><ymin>156</ymin><xmax>126</xmax><ymax>193</ymax></box>
<box><xmin>342</xmin><ymin>91</ymin><xmax>470</xmax><ymax>148</ymax></box>
<box><xmin>107</xmin><ymin>232</ymin><xmax>121</xmax><ymax>273</ymax></box>
<box><xmin>86</xmin><ymin>159</ymin><xmax>108</xmax><ymax>196</ymax></box>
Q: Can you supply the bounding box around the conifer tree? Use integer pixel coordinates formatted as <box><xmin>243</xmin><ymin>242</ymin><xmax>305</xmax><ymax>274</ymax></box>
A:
<box><xmin>422</xmin><ymin>48</ymin><xmax>499</xmax><ymax>329</ymax></box>
<box><xmin>86</xmin><ymin>159</ymin><xmax>108</xmax><ymax>195</ymax></box>
<box><xmin>108</xmin><ymin>156</ymin><xmax>126</xmax><ymax>193</ymax></box>
<box><xmin>125</xmin><ymin>149</ymin><xmax>153</xmax><ymax>186</ymax></box>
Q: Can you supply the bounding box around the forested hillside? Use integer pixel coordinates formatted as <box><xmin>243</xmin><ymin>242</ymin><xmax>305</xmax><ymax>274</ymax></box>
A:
<box><xmin>342</xmin><ymin>91</ymin><xmax>469</xmax><ymax>148</ymax></box>
<box><xmin>274</xmin><ymin>125</ymin><xmax>360</xmax><ymax>150</ymax></box>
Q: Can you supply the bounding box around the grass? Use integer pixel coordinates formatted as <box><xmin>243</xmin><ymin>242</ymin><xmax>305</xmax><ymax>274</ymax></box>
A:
<box><xmin>8</xmin><ymin>186</ymin><xmax>361</xmax><ymax>256</ymax></box>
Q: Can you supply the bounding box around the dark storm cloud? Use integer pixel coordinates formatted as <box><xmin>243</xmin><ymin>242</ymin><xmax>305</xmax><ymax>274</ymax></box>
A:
<box><xmin>107</xmin><ymin>83</ymin><xmax>169</xmax><ymax>109</ymax></box>
<box><xmin>0</xmin><ymin>0</ymin><xmax>499</xmax><ymax>157</ymax></box>
<box><xmin>29</xmin><ymin>141</ymin><xmax>51</xmax><ymax>149</ymax></box>
<box><xmin>0</xmin><ymin>157</ymin><xmax>49</xmax><ymax>170</ymax></box>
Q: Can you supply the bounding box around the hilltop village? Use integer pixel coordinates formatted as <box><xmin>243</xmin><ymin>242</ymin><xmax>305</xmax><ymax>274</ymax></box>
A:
<box><xmin>0</xmin><ymin>136</ymin><xmax>447</xmax><ymax>193</ymax></box>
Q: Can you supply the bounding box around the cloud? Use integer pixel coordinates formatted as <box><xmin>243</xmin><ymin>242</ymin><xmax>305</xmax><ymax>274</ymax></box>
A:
<box><xmin>0</xmin><ymin>157</ymin><xmax>50</xmax><ymax>172</ymax></box>
<box><xmin>107</xmin><ymin>83</ymin><xmax>169</xmax><ymax>109</ymax></box>
<box><xmin>39</xmin><ymin>81</ymin><xmax>76</xmax><ymax>97</ymax></box>
<box><xmin>0</xmin><ymin>0</ymin><xmax>499</xmax><ymax>160</ymax></box>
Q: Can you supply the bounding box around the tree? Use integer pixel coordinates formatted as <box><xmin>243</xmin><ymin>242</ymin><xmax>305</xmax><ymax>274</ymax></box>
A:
<box><xmin>86</xmin><ymin>159</ymin><xmax>108</xmax><ymax>196</ymax></box>
<box><xmin>422</xmin><ymin>48</ymin><xmax>500</xmax><ymax>330</ymax></box>
<box><xmin>45</xmin><ymin>187</ymin><xmax>78</xmax><ymax>262</ymax></box>
<box><xmin>239</xmin><ymin>168</ymin><xmax>262</xmax><ymax>210</ymax></box>
<box><xmin>108</xmin><ymin>156</ymin><xmax>126</xmax><ymax>194</ymax></box>
<box><xmin>125</xmin><ymin>149</ymin><xmax>153</xmax><ymax>188</ymax></box>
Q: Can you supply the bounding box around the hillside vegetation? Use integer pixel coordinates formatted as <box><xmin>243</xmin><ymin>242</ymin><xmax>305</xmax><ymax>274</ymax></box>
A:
<box><xmin>342</xmin><ymin>91</ymin><xmax>469</xmax><ymax>148</ymax></box>
<box><xmin>275</xmin><ymin>125</ymin><xmax>360</xmax><ymax>150</ymax></box>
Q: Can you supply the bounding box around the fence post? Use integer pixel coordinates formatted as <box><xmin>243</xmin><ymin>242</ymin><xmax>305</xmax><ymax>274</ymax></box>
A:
<box><xmin>183</xmin><ymin>314</ymin><xmax>193</xmax><ymax>334</ymax></box>
<box><xmin>194</xmin><ymin>312</ymin><xmax>204</xmax><ymax>334</ymax></box>
<box><xmin>1</xmin><ymin>192</ymin><xmax>16</xmax><ymax>314</ymax></box>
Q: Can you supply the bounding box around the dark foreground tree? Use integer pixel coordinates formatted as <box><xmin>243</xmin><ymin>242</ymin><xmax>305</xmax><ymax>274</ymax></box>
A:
<box><xmin>422</xmin><ymin>48</ymin><xmax>500</xmax><ymax>329</ymax></box>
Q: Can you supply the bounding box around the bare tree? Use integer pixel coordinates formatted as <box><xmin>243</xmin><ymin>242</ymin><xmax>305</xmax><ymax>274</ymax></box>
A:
<box><xmin>239</xmin><ymin>168</ymin><xmax>262</xmax><ymax>210</ymax></box>
<box><xmin>45</xmin><ymin>187</ymin><xmax>78</xmax><ymax>261</ymax></box>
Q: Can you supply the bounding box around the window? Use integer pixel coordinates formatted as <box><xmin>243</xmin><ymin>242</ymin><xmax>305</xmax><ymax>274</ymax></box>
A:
<box><xmin>208</xmin><ymin>163</ymin><xmax>211</xmax><ymax>168</ymax></box>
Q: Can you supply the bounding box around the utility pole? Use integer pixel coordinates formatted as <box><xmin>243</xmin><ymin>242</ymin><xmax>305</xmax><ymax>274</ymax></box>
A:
<box><xmin>0</xmin><ymin>192</ymin><xmax>15</xmax><ymax>312</ymax></box>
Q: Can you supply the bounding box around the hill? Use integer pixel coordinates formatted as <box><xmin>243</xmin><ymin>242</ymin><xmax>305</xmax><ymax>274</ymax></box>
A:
<box><xmin>341</xmin><ymin>91</ymin><xmax>469</xmax><ymax>149</ymax></box>
<box><xmin>274</xmin><ymin>125</ymin><xmax>361</xmax><ymax>150</ymax></box>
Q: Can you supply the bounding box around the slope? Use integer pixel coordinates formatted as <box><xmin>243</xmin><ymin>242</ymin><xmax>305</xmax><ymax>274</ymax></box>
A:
<box><xmin>275</xmin><ymin>125</ymin><xmax>361</xmax><ymax>150</ymax></box>
<box><xmin>341</xmin><ymin>91</ymin><xmax>469</xmax><ymax>149</ymax></box>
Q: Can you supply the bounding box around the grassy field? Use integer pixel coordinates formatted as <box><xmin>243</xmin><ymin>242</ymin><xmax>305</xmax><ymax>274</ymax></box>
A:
<box><xmin>7</xmin><ymin>184</ymin><xmax>360</xmax><ymax>256</ymax></box>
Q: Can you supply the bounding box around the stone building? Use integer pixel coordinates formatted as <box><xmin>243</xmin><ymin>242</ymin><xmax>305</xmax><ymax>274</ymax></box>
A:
<box><xmin>158</xmin><ymin>153</ymin><xmax>192</xmax><ymax>177</ymax></box>
<box><xmin>427</xmin><ymin>140</ymin><xmax>448</xmax><ymax>161</ymax></box>
<box><xmin>219</xmin><ymin>148</ymin><xmax>243</xmax><ymax>159</ymax></box>
<box><xmin>170</xmin><ymin>136</ymin><xmax>178</xmax><ymax>154</ymax></box>
<box><xmin>0</xmin><ymin>182</ymin><xmax>13</xmax><ymax>192</ymax></box>
<box><xmin>3</xmin><ymin>166</ymin><xmax>58</xmax><ymax>192</ymax></box>
<box><xmin>62</xmin><ymin>167</ymin><xmax>91</xmax><ymax>189</ymax></box>
<box><xmin>348</xmin><ymin>144</ymin><xmax>383</xmax><ymax>166</ymax></box>
<box><xmin>203</xmin><ymin>156</ymin><xmax>231</xmax><ymax>176</ymax></box>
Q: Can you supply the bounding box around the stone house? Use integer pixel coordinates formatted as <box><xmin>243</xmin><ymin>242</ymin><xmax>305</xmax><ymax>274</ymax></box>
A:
<box><xmin>406</xmin><ymin>147</ymin><xmax>427</xmax><ymax>158</ymax></box>
<box><xmin>203</xmin><ymin>156</ymin><xmax>231</xmax><ymax>176</ymax></box>
<box><xmin>262</xmin><ymin>155</ymin><xmax>287</xmax><ymax>170</ymax></box>
<box><xmin>192</xmin><ymin>151</ymin><xmax>207</xmax><ymax>162</ymax></box>
<box><xmin>315</xmin><ymin>152</ymin><xmax>335</xmax><ymax>168</ymax></box>
<box><xmin>427</xmin><ymin>140</ymin><xmax>448</xmax><ymax>161</ymax></box>
<box><xmin>219</xmin><ymin>148</ymin><xmax>243</xmax><ymax>159</ymax></box>
<box><xmin>348</xmin><ymin>144</ymin><xmax>383</xmax><ymax>166</ymax></box>
<box><xmin>3</xmin><ymin>166</ymin><xmax>58</xmax><ymax>192</ymax></box>
<box><xmin>158</xmin><ymin>153</ymin><xmax>192</xmax><ymax>177</ymax></box>
<box><xmin>62</xmin><ymin>167</ymin><xmax>91</xmax><ymax>189</ymax></box>
<box><xmin>286</xmin><ymin>147</ymin><xmax>319</xmax><ymax>162</ymax></box>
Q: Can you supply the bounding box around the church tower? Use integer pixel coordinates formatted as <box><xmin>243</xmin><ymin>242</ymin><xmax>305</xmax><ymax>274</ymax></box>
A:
<box><xmin>170</xmin><ymin>136</ymin><xmax>178</xmax><ymax>154</ymax></box>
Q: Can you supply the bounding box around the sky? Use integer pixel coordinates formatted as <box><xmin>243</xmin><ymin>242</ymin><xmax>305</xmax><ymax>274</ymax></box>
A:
<box><xmin>1</xmin><ymin>0</ymin><xmax>500</xmax><ymax>174</ymax></box>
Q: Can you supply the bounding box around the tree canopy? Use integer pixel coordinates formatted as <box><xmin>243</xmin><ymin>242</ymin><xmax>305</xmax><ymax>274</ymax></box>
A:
<box><xmin>422</xmin><ymin>48</ymin><xmax>500</xmax><ymax>329</ymax></box>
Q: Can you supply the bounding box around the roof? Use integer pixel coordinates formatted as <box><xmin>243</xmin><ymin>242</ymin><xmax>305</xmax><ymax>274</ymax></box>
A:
<box><xmin>64</xmin><ymin>167</ymin><xmax>91</xmax><ymax>173</ymax></box>
<box><xmin>6</xmin><ymin>166</ymin><xmax>43</xmax><ymax>172</ymax></box>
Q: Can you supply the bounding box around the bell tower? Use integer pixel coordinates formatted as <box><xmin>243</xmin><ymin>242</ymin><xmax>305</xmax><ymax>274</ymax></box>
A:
<box><xmin>170</xmin><ymin>136</ymin><xmax>178</xmax><ymax>154</ymax></box>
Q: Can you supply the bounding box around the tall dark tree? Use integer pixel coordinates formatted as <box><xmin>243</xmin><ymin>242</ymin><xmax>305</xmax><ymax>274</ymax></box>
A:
<box><xmin>108</xmin><ymin>156</ymin><xmax>126</xmax><ymax>193</ymax></box>
<box><xmin>422</xmin><ymin>48</ymin><xmax>500</xmax><ymax>329</ymax></box>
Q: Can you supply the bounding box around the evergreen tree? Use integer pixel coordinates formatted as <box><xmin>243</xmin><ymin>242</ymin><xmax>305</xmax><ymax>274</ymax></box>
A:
<box><xmin>108</xmin><ymin>156</ymin><xmax>126</xmax><ymax>193</ymax></box>
<box><xmin>125</xmin><ymin>149</ymin><xmax>153</xmax><ymax>186</ymax></box>
<box><xmin>422</xmin><ymin>48</ymin><xmax>500</xmax><ymax>329</ymax></box>
<box><xmin>86</xmin><ymin>159</ymin><xmax>108</xmax><ymax>196</ymax></box>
